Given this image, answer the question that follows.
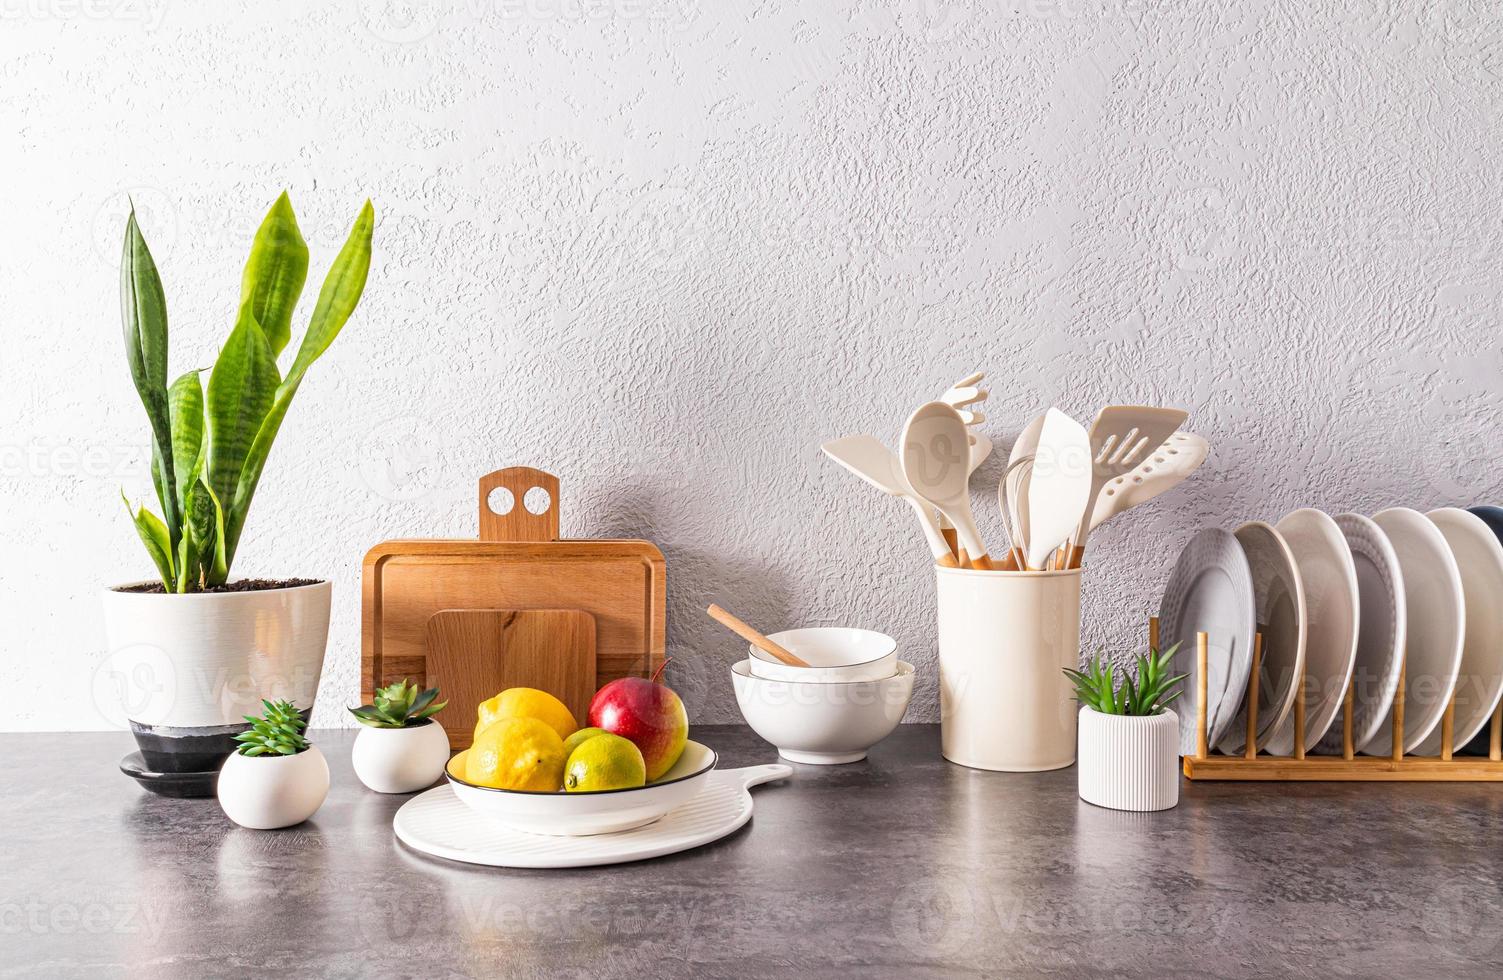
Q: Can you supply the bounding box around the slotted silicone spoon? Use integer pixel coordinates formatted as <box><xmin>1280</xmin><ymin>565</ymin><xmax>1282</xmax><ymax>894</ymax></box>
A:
<box><xmin>1087</xmin><ymin>431</ymin><xmax>1209</xmax><ymax>532</ymax></box>
<box><xmin>901</xmin><ymin>402</ymin><xmax>993</xmax><ymax>569</ymax></box>
<box><xmin>1065</xmin><ymin>406</ymin><xmax>1188</xmax><ymax>569</ymax></box>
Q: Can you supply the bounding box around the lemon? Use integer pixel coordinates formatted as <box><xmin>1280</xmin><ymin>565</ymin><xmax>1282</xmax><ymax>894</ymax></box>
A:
<box><xmin>475</xmin><ymin>688</ymin><xmax>577</xmax><ymax>743</ymax></box>
<box><xmin>564</xmin><ymin>733</ymin><xmax>647</xmax><ymax>793</ymax></box>
<box><xmin>561</xmin><ymin>726</ymin><xmax>609</xmax><ymax>757</ymax></box>
<box><xmin>466</xmin><ymin>716</ymin><xmax>567</xmax><ymax>792</ymax></box>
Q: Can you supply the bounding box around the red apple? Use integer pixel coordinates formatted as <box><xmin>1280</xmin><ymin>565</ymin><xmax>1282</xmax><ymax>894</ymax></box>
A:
<box><xmin>588</xmin><ymin>662</ymin><xmax>688</xmax><ymax>782</ymax></box>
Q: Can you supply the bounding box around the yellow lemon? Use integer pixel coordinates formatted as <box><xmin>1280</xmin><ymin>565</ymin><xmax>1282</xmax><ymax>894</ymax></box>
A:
<box><xmin>561</xmin><ymin>726</ymin><xmax>609</xmax><ymax>757</ymax></box>
<box><xmin>466</xmin><ymin>717</ymin><xmax>567</xmax><ymax>792</ymax></box>
<box><xmin>564</xmin><ymin>734</ymin><xmax>647</xmax><ymax>793</ymax></box>
<box><xmin>475</xmin><ymin>688</ymin><xmax>577</xmax><ymax>743</ymax></box>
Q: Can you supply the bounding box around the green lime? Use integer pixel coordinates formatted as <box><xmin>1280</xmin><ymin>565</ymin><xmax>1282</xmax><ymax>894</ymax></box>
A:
<box><xmin>561</xmin><ymin>727</ymin><xmax>609</xmax><ymax>757</ymax></box>
<box><xmin>564</xmin><ymin>733</ymin><xmax>647</xmax><ymax>792</ymax></box>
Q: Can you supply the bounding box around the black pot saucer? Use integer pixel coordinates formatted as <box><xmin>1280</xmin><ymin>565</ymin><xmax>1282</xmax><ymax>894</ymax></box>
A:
<box><xmin>120</xmin><ymin>752</ymin><xmax>219</xmax><ymax>799</ymax></box>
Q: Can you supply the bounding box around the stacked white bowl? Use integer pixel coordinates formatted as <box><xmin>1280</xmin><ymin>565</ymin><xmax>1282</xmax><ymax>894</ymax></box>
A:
<box><xmin>730</xmin><ymin>627</ymin><xmax>914</xmax><ymax>764</ymax></box>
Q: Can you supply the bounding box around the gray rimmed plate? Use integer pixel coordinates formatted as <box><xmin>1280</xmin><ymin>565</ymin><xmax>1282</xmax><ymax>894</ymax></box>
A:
<box><xmin>1158</xmin><ymin>528</ymin><xmax>1256</xmax><ymax>755</ymax></box>
<box><xmin>1220</xmin><ymin>522</ymin><xmax>1306</xmax><ymax>754</ymax></box>
<box><xmin>1313</xmin><ymin>514</ymin><xmax>1405</xmax><ymax>755</ymax></box>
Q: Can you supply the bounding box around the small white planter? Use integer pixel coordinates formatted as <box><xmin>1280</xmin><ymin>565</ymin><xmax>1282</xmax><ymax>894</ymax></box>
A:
<box><xmin>351</xmin><ymin>721</ymin><xmax>451</xmax><ymax>794</ymax></box>
<box><xmin>218</xmin><ymin>746</ymin><xmax>330</xmax><ymax>829</ymax></box>
<box><xmin>1076</xmin><ymin>707</ymin><xmax>1180</xmax><ymax>812</ymax></box>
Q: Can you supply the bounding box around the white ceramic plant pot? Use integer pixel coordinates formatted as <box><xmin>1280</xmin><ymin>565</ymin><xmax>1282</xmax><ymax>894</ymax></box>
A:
<box><xmin>351</xmin><ymin>721</ymin><xmax>451</xmax><ymax>794</ymax></box>
<box><xmin>936</xmin><ymin>566</ymin><xmax>1081</xmax><ymax>771</ymax></box>
<box><xmin>100</xmin><ymin>581</ymin><xmax>332</xmax><ymax>774</ymax></box>
<box><xmin>218</xmin><ymin>745</ymin><xmax>330</xmax><ymax>829</ymax></box>
<box><xmin>1076</xmin><ymin>707</ymin><xmax>1180</xmax><ymax>812</ymax></box>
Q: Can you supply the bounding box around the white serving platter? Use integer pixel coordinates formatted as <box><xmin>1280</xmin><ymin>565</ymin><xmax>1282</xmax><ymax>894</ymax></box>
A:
<box><xmin>394</xmin><ymin>764</ymin><xmax>792</xmax><ymax>869</ymax></box>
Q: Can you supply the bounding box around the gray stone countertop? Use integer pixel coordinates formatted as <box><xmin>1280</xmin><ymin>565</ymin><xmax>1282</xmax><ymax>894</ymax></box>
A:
<box><xmin>4</xmin><ymin>725</ymin><xmax>1503</xmax><ymax>978</ymax></box>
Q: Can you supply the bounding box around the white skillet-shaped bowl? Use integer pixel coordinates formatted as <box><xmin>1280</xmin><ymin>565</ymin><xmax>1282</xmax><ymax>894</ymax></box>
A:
<box><xmin>446</xmin><ymin>740</ymin><xmax>717</xmax><ymax>836</ymax></box>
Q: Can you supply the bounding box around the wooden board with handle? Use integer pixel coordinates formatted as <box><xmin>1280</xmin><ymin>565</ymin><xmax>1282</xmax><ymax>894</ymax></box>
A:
<box><xmin>426</xmin><ymin>609</ymin><xmax>596</xmax><ymax>749</ymax></box>
<box><xmin>362</xmin><ymin>467</ymin><xmax>666</xmax><ymax>737</ymax></box>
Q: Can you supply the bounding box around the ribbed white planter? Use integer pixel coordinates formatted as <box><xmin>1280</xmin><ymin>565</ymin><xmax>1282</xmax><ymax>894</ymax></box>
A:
<box><xmin>1076</xmin><ymin>707</ymin><xmax>1180</xmax><ymax>812</ymax></box>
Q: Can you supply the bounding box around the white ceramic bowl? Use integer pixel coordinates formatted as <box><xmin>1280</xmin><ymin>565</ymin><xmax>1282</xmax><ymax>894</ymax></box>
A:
<box><xmin>445</xmin><ymin>740</ymin><xmax>716</xmax><ymax>836</ymax></box>
<box><xmin>731</xmin><ymin>660</ymin><xmax>914</xmax><ymax>764</ymax></box>
<box><xmin>747</xmin><ymin>627</ymin><xmax>898</xmax><ymax>683</ymax></box>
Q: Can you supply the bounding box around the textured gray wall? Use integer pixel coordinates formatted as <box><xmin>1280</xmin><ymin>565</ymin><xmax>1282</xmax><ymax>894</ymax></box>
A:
<box><xmin>3</xmin><ymin>2</ymin><xmax>1501</xmax><ymax>730</ymax></box>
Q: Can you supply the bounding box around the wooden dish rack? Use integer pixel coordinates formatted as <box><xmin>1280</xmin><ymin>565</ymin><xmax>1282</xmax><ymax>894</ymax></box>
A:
<box><xmin>1151</xmin><ymin>617</ymin><xmax>1503</xmax><ymax>781</ymax></box>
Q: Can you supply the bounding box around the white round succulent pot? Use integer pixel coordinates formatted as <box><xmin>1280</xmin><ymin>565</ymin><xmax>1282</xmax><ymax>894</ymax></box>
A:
<box><xmin>351</xmin><ymin>720</ymin><xmax>451</xmax><ymax>794</ymax></box>
<box><xmin>100</xmin><ymin>581</ymin><xmax>332</xmax><ymax>774</ymax></box>
<box><xmin>218</xmin><ymin>745</ymin><xmax>330</xmax><ymax>830</ymax></box>
<box><xmin>1076</xmin><ymin>707</ymin><xmax>1180</xmax><ymax>812</ymax></box>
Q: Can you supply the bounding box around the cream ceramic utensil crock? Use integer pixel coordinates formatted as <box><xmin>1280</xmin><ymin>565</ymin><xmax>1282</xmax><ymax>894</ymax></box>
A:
<box><xmin>936</xmin><ymin>565</ymin><xmax>1082</xmax><ymax>771</ymax></box>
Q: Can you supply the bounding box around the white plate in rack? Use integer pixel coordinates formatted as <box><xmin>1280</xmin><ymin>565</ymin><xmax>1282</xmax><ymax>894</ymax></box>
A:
<box><xmin>1412</xmin><ymin>508</ymin><xmax>1503</xmax><ymax>755</ymax></box>
<box><xmin>1314</xmin><ymin>513</ymin><xmax>1405</xmax><ymax>755</ymax></box>
<box><xmin>394</xmin><ymin>765</ymin><xmax>792</xmax><ymax>869</ymax></box>
<box><xmin>1363</xmin><ymin>508</ymin><xmax>1465</xmax><ymax>756</ymax></box>
<box><xmin>1265</xmin><ymin>509</ymin><xmax>1359</xmax><ymax>755</ymax></box>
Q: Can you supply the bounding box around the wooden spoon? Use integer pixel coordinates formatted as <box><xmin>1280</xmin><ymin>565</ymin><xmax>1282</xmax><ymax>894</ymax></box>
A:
<box><xmin>706</xmin><ymin>604</ymin><xmax>811</xmax><ymax>667</ymax></box>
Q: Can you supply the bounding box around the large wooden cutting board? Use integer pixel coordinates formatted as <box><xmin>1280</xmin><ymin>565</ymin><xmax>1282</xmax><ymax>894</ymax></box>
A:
<box><xmin>362</xmin><ymin>467</ymin><xmax>666</xmax><ymax>741</ymax></box>
<box><xmin>426</xmin><ymin>610</ymin><xmax>596</xmax><ymax>749</ymax></box>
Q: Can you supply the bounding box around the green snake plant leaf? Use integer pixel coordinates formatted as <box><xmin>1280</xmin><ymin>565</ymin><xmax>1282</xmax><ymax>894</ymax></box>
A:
<box><xmin>223</xmin><ymin>200</ymin><xmax>375</xmax><ymax>562</ymax></box>
<box><xmin>179</xmin><ymin>477</ymin><xmax>219</xmax><ymax>592</ymax></box>
<box><xmin>239</xmin><ymin>191</ymin><xmax>309</xmax><ymax>358</ymax></box>
<box><xmin>120</xmin><ymin>209</ymin><xmax>180</xmax><ymax>543</ymax></box>
<box><xmin>206</xmin><ymin>305</ymin><xmax>280</xmax><ymax>529</ymax></box>
<box><xmin>201</xmin><ymin>480</ymin><xmax>230</xmax><ymax>586</ymax></box>
<box><xmin>167</xmin><ymin>370</ymin><xmax>204</xmax><ymax>516</ymax></box>
<box><xmin>121</xmin><ymin>492</ymin><xmax>174</xmax><ymax>590</ymax></box>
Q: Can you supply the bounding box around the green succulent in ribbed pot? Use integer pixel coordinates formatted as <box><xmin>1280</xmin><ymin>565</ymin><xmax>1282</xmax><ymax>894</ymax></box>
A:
<box><xmin>103</xmin><ymin>193</ymin><xmax>374</xmax><ymax>792</ymax></box>
<box><xmin>1068</xmin><ymin>644</ymin><xmax>1187</xmax><ymax>813</ymax></box>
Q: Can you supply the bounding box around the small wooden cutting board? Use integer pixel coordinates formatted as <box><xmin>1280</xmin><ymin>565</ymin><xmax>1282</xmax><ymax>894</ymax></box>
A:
<box><xmin>425</xmin><ymin>609</ymin><xmax>597</xmax><ymax>749</ymax></box>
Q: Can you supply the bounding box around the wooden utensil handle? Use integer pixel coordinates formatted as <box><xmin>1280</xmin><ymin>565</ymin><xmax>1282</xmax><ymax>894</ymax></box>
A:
<box><xmin>706</xmin><ymin>604</ymin><xmax>811</xmax><ymax>667</ymax></box>
<box><xmin>479</xmin><ymin>467</ymin><xmax>561</xmax><ymax>542</ymax></box>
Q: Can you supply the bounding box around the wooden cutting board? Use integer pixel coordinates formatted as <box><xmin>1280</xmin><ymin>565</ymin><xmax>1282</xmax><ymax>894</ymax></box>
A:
<box><xmin>362</xmin><ymin>466</ymin><xmax>666</xmax><ymax>745</ymax></box>
<box><xmin>425</xmin><ymin>610</ymin><xmax>596</xmax><ymax>749</ymax></box>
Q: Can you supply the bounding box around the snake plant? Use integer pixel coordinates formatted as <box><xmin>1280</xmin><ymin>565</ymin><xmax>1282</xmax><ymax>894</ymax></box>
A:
<box><xmin>234</xmin><ymin>699</ymin><xmax>311</xmax><ymax>756</ymax></box>
<box><xmin>120</xmin><ymin>192</ymin><xmax>374</xmax><ymax>592</ymax></box>
<box><xmin>348</xmin><ymin>679</ymin><xmax>446</xmax><ymax>729</ymax></box>
<box><xmin>1064</xmin><ymin>644</ymin><xmax>1186</xmax><ymax>716</ymax></box>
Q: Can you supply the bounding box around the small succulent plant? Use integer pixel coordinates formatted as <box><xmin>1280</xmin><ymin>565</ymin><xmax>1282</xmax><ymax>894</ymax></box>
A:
<box><xmin>1064</xmin><ymin>644</ymin><xmax>1187</xmax><ymax>717</ymax></box>
<box><xmin>348</xmin><ymin>679</ymin><xmax>446</xmax><ymax>729</ymax></box>
<box><xmin>234</xmin><ymin>699</ymin><xmax>311</xmax><ymax>756</ymax></box>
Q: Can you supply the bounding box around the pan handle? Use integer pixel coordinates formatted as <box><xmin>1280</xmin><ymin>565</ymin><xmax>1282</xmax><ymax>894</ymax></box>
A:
<box><xmin>478</xmin><ymin>467</ymin><xmax>560</xmax><ymax>542</ymax></box>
